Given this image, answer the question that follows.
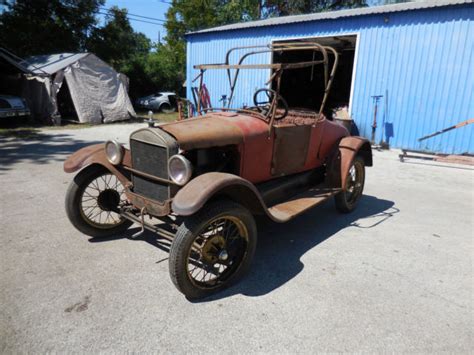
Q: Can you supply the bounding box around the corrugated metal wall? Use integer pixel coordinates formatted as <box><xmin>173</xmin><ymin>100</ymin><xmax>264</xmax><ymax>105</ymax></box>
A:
<box><xmin>187</xmin><ymin>4</ymin><xmax>474</xmax><ymax>154</ymax></box>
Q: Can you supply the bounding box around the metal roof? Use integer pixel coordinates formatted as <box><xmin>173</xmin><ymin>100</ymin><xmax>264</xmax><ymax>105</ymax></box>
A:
<box><xmin>20</xmin><ymin>53</ymin><xmax>90</xmax><ymax>75</ymax></box>
<box><xmin>188</xmin><ymin>0</ymin><xmax>472</xmax><ymax>35</ymax></box>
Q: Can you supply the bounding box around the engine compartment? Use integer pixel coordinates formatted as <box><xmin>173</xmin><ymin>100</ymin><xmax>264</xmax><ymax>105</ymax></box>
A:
<box><xmin>183</xmin><ymin>145</ymin><xmax>240</xmax><ymax>177</ymax></box>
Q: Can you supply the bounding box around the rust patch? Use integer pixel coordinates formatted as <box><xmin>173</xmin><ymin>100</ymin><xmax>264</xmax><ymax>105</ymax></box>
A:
<box><xmin>271</xmin><ymin>125</ymin><xmax>311</xmax><ymax>176</ymax></box>
<box><xmin>63</xmin><ymin>144</ymin><xmax>104</xmax><ymax>173</ymax></box>
<box><xmin>125</xmin><ymin>189</ymin><xmax>171</xmax><ymax>217</ymax></box>
<box><xmin>160</xmin><ymin>114</ymin><xmax>244</xmax><ymax>150</ymax></box>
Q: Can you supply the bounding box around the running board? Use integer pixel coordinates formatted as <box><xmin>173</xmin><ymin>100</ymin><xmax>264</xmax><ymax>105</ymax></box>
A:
<box><xmin>267</xmin><ymin>186</ymin><xmax>341</xmax><ymax>222</ymax></box>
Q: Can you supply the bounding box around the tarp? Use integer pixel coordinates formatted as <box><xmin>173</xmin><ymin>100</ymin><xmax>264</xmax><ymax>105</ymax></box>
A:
<box><xmin>18</xmin><ymin>52</ymin><xmax>135</xmax><ymax>124</ymax></box>
<box><xmin>62</xmin><ymin>54</ymin><xmax>135</xmax><ymax>123</ymax></box>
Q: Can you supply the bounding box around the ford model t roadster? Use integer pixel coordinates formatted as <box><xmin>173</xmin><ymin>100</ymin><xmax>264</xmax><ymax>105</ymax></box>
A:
<box><xmin>64</xmin><ymin>42</ymin><xmax>372</xmax><ymax>299</ymax></box>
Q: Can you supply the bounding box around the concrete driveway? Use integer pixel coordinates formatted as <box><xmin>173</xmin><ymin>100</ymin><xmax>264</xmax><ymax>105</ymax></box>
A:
<box><xmin>1</xmin><ymin>123</ymin><xmax>472</xmax><ymax>353</ymax></box>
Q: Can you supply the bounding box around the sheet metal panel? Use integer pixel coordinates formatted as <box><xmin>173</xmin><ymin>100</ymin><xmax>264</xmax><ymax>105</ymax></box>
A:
<box><xmin>187</xmin><ymin>4</ymin><xmax>474</xmax><ymax>154</ymax></box>
<box><xmin>189</xmin><ymin>0</ymin><xmax>472</xmax><ymax>35</ymax></box>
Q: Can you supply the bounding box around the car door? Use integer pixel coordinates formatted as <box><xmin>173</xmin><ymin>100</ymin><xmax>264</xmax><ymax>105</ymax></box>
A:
<box><xmin>271</xmin><ymin>123</ymin><xmax>313</xmax><ymax>176</ymax></box>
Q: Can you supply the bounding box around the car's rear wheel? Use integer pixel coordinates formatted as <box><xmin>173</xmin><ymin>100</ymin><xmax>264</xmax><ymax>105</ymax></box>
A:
<box><xmin>334</xmin><ymin>156</ymin><xmax>365</xmax><ymax>213</ymax></box>
<box><xmin>169</xmin><ymin>200</ymin><xmax>257</xmax><ymax>299</ymax></box>
<box><xmin>159</xmin><ymin>103</ymin><xmax>175</xmax><ymax>113</ymax></box>
<box><xmin>65</xmin><ymin>164</ymin><xmax>132</xmax><ymax>237</ymax></box>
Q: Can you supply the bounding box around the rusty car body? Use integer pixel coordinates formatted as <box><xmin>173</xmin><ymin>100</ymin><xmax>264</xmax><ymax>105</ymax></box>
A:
<box><xmin>64</xmin><ymin>42</ymin><xmax>372</xmax><ymax>299</ymax></box>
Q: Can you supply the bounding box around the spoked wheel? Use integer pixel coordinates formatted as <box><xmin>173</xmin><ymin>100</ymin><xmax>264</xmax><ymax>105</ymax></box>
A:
<box><xmin>169</xmin><ymin>200</ymin><xmax>257</xmax><ymax>299</ymax></box>
<box><xmin>335</xmin><ymin>156</ymin><xmax>365</xmax><ymax>213</ymax></box>
<box><xmin>65</xmin><ymin>164</ymin><xmax>132</xmax><ymax>237</ymax></box>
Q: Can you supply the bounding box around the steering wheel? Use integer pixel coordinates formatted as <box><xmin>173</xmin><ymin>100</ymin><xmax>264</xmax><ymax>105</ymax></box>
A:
<box><xmin>253</xmin><ymin>88</ymin><xmax>288</xmax><ymax>120</ymax></box>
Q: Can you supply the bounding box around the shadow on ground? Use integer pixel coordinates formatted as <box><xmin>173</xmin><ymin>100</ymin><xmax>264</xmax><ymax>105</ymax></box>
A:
<box><xmin>0</xmin><ymin>131</ymin><xmax>100</xmax><ymax>173</ymax></box>
<box><xmin>90</xmin><ymin>194</ymin><xmax>397</xmax><ymax>301</ymax></box>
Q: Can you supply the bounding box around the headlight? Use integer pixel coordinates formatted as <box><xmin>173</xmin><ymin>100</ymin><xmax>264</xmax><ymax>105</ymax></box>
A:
<box><xmin>168</xmin><ymin>154</ymin><xmax>192</xmax><ymax>186</ymax></box>
<box><xmin>144</xmin><ymin>100</ymin><xmax>149</xmax><ymax>105</ymax></box>
<box><xmin>105</xmin><ymin>140</ymin><xmax>124</xmax><ymax>165</ymax></box>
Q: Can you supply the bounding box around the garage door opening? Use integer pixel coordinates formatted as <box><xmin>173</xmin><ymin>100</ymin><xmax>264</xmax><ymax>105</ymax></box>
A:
<box><xmin>272</xmin><ymin>35</ymin><xmax>357</xmax><ymax>119</ymax></box>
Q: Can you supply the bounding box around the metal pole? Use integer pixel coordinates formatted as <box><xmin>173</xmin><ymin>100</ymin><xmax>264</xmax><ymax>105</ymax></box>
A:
<box><xmin>371</xmin><ymin>95</ymin><xmax>383</xmax><ymax>144</ymax></box>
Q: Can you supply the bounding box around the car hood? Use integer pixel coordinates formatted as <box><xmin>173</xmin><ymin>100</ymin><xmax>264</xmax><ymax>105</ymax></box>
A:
<box><xmin>158</xmin><ymin>112</ymin><xmax>268</xmax><ymax>150</ymax></box>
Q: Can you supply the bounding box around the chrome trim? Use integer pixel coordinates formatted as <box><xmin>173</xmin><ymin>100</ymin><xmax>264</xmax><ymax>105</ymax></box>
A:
<box><xmin>168</xmin><ymin>154</ymin><xmax>193</xmax><ymax>186</ymax></box>
<box><xmin>105</xmin><ymin>140</ymin><xmax>124</xmax><ymax>165</ymax></box>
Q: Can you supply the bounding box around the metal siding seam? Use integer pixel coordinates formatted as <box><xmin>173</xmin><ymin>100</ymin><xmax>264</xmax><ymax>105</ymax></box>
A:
<box><xmin>447</xmin><ymin>16</ymin><xmax>464</xmax><ymax>153</ymax></box>
<box><xmin>417</xmin><ymin>16</ymin><xmax>438</xmax><ymax>153</ymax></box>
<box><xmin>450</xmin><ymin>17</ymin><xmax>471</xmax><ymax>153</ymax></box>
<box><xmin>406</xmin><ymin>19</ymin><xmax>424</xmax><ymax>151</ymax></box>
<box><xmin>387</xmin><ymin>21</ymin><xmax>401</xmax><ymax>148</ymax></box>
<box><xmin>432</xmin><ymin>15</ymin><xmax>456</xmax><ymax>153</ymax></box>
<box><xmin>376</xmin><ymin>24</ymin><xmax>390</xmax><ymax>144</ymax></box>
<box><xmin>359</xmin><ymin>25</ymin><xmax>374</xmax><ymax>139</ymax></box>
<box><xmin>401</xmin><ymin>19</ymin><xmax>413</xmax><ymax>149</ymax></box>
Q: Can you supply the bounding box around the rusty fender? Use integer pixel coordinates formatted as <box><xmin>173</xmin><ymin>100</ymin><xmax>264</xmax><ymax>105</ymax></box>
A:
<box><xmin>327</xmin><ymin>136</ymin><xmax>372</xmax><ymax>189</ymax></box>
<box><xmin>172</xmin><ymin>172</ymin><xmax>274</xmax><ymax>218</ymax></box>
<box><xmin>63</xmin><ymin>143</ymin><xmax>131</xmax><ymax>186</ymax></box>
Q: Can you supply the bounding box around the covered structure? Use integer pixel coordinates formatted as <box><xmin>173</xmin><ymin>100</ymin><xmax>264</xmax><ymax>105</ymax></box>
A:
<box><xmin>0</xmin><ymin>50</ymin><xmax>136</xmax><ymax>124</ymax></box>
<box><xmin>185</xmin><ymin>0</ymin><xmax>473</xmax><ymax>154</ymax></box>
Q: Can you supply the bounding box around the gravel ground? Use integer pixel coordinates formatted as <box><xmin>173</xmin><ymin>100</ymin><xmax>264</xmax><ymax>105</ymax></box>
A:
<box><xmin>0</xmin><ymin>122</ymin><xmax>472</xmax><ymax>353</ymax></box>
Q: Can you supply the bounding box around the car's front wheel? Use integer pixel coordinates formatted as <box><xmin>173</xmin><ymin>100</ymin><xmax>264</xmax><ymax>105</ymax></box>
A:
<box><xmin>334</xmin><ymin>156</ymin><xmax>365</xmax><ymax>213</ymax></box>
<box><xmin>65</xmin><ymin>164</ymin><xmax>133</xmax><ymax>237</ymax></box>
<box><xmin>169</xmin><ymin>200</ymin><xmax>257</xmax><ymax>299</ymax></box>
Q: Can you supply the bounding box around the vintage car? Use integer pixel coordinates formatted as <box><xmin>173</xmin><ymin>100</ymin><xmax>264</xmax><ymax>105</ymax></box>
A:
<box><xmin>64</xmin><ymin>42</ymin><xmax>372</xmax><ymax>299</ymax></box>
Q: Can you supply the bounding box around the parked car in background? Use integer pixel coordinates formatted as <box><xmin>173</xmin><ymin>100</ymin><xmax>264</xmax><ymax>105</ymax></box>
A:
<box><xmin>135</xmin><ymin>92</ymin><xmax>177</xmax><ymax>113</ymax></box>
<box><xmin>0</xmin><ymin>95</ymin><xmax>30</xmax><ymax>119</ymax></box>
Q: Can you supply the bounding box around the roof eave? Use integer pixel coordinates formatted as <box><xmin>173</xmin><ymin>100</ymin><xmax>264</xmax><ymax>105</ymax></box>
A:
<box><xmin>186</xmin><ymin>0</ymin><xmax>471</xmax><ymax>37</ymax></box>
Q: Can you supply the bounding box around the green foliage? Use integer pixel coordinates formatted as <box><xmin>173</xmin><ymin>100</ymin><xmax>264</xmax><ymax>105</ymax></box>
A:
<box><xmin>263</xmin><ymin>0</ymin><xmax>367</xmax><ymax>17</ymax></box>
<box><xmin>165</xmin><ymin>0</ymin><xmax>260</xmax><ymax>46</ymax></box>
<box><xmin>0</xmin><ymin>0</ymin><xmax>104</xmax><ymax>56</ymax></box>
<box><xmin>163</xmin><ymin>0</ymin><xmax>368</xmax><ymax>94</ymax></box>
<box><xmin>87</xmin><ymin>7</ymin><xmax>151</xmax><ymax>67</ymax></box>
<box><xmin>85</xmin><ymin>7</ymin><xmax>156</xmax><ymax>98</ymax></box>
<box><xmin>0</xmin><ymin>0</ymin><xmax>369</xmax><ymax>101</ymax></box>
<box><xmin>145</xmin><ymin>44</ymin><xmax>185</xmax><ymax>94</ymax></box>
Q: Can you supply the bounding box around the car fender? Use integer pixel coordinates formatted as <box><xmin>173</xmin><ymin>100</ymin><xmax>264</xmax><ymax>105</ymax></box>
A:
<box><xmin>327</xmin><ymin>136</ymin><xmax>372</xmax><ymax>189</ymax></box>
<box><xmin>63</xmin><ymin>143</ymin><xmax>131</xmax><ymax>185</ymax></box>
<box><xmin>172</xmin><ymin>172</ymin><xmax>270</xmax><ymax>218</ymax></box>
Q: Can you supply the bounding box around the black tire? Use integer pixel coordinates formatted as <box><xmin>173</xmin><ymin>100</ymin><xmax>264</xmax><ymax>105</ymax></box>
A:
<box><xmin>159</xmin><ymin>103</ymin><xmax>175</xmax><ymax>113</ymax></box>
<box><xmin>169</xmin><ymin>200</ymin><xmax>257</xmax><ymax>300</ymax></box>
<box><xmin>65</xmin><ymin>164</ymin><xmax>133</xmax><ymax>237</ymax></box>
<box><xmin>335</xmin><ymin>156</ymin><xmax>365</xmax><ymax>213</ymax></box>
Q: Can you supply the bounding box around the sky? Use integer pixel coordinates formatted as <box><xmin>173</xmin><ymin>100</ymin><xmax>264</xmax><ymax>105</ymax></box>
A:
<box><xmin>102</xmin><ymin>0</ymin><xmax>412</xmax><ymax>43</ymax></box>
<box><xmin>1</xmin><ymin>0</ymin><xmax>413</xmax><ymax>42</ymax></box>
<box><xmin>102</xmin><ymin>0</ymin><xmax>171</xmax><ymax>43</ymax></box>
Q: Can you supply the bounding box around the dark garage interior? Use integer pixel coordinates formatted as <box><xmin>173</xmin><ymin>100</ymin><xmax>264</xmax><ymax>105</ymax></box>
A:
<box><xmin>272</xmin><ymin>35</ymin><xmax>357</xmax><ymax>118</ymax></box>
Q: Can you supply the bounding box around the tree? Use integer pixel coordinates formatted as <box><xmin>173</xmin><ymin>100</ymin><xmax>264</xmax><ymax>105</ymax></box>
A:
<box><xmin>86</xmin><ymin>7</ymin><xmax>151</xmax><ymax>69</ymax></box>
<box><xmin>86</xmin><ymin>7</ymin><xmax>156</xmax><ymax>99</ymax></box>
<box><xmin>0</xmin><ymin>0</ymin><xmax>104</xmax><ymax>57</ymax></box>
<box><xmin>263</xmin><ymin>0</ymin><xmax>367</xmax><ymax>17</ymax></box>
<box><xmin>163</xmin><ymin>0</ymin><xmax>261</xmax><ymax>95</ymax></box>
<box><xmin>145</xmin><ymin>43</ymin><xmax>185</xmax><ymax>94</ymax></box>
<box><xmin>164</xmin><ymin>0</ymin><xmax>368</xmax><ymax>92</ymax></box>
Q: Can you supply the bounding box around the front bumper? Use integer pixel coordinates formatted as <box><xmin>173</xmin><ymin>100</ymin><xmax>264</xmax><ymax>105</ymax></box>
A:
<box><xmin>124</xmin><ymin>185</ymin><xmax>172</xmax><ymax>217</ymax></box>
<box><xmin>0</xmin><ymin>109</ymin><xmax>30</xmax><ymax>118</ymax></box>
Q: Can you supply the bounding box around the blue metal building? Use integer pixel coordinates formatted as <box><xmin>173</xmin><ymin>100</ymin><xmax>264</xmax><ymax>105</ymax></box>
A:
<box><xmin>186</xmin><ymin>0</ymin><xmax>473</xmax><ymax>154</ymax></box>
